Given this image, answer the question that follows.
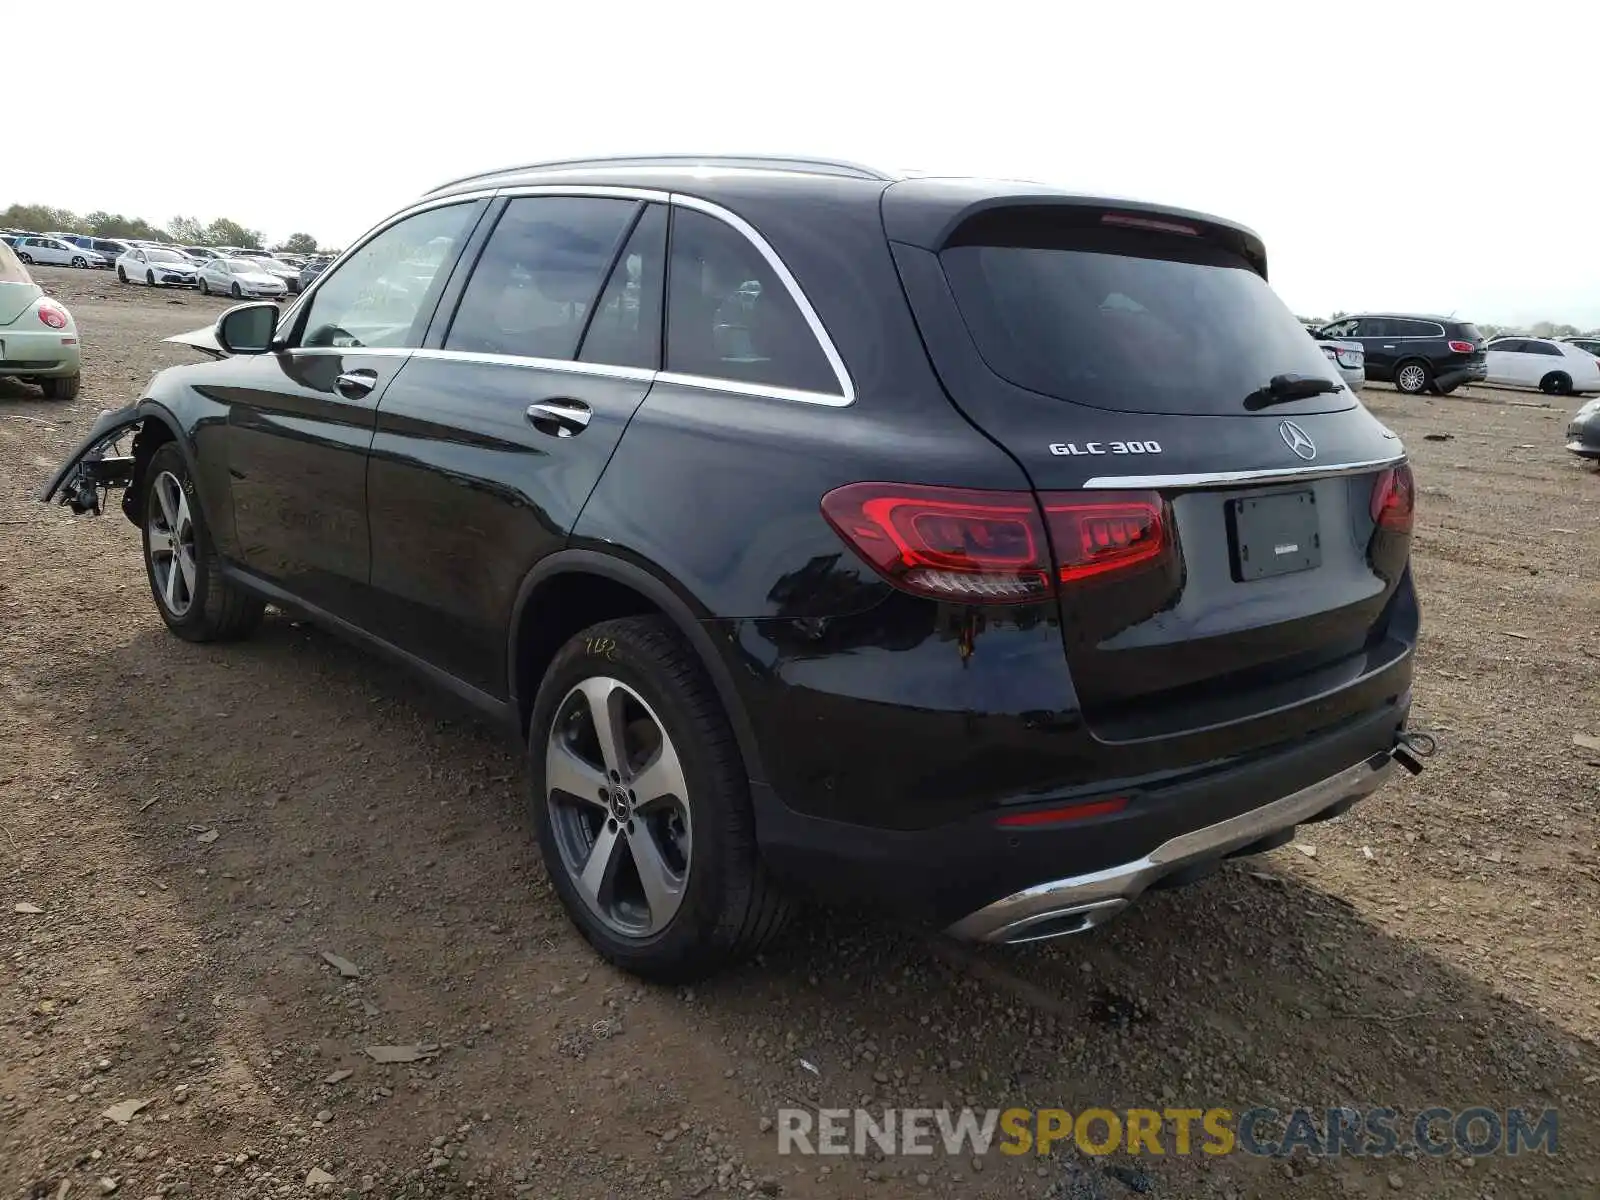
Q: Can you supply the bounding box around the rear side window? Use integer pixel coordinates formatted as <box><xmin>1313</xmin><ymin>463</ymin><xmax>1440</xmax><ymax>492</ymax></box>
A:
<box><xmin>1392</xmin><ymin>319</ymin><xmax>1443</xmax><ymax>337</ymax></box>
<box><xmin>579</xmin><ymin>203</ymin><xmax>667</xmax><ymax>370</ymax></box>
<box><xmin>446</xmin><ymin>196</ymin><xmax>636</xmax><ymax>361</ymax></box>
<box><xmin>939</xmin><ymin>215</ymin><xmax>1337</xmax><ymax>415</ymax></box>
<box><xmin>1529</xmin><ymin>341</ymin><xmax>1562</xmax><ymax>356</ymax></box>
<box><xmin>665</xmin><ymin>208</ymin><xmax>838</xmax><ymax>395</ymax></box>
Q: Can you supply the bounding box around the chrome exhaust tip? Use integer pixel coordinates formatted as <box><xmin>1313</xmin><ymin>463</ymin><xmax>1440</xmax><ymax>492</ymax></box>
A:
<box><xmin>990</xmin><ymin>898</ymin><xmax>1129</xmax><ymax>945</ymax></box>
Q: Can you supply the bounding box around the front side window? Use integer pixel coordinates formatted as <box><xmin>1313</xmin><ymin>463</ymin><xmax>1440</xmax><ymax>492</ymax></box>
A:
<box><xmin>445</xmin><ymin>196</ymin><xmax>637</xmax><ymax>361</ymax></box>
<box><xmin>300</xmin><ymin>202</ymin><xmax>477</xmax><ymax>350</ymax></box>
<box><xmin>665</xmin><ymin>208</ymin><xmax>838</xmax><ymax>395</ymax></box>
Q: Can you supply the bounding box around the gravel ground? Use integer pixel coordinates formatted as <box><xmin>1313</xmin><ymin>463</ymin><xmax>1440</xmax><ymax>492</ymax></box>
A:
<box><xmin>2</xmin><ymin>266</ymin><xmax>1598</xmax><ymax>1200</ymax></box>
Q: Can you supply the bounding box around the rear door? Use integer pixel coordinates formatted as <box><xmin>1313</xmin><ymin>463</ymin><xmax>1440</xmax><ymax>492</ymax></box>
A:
<box><xmin>363</xmin><ymin>194</ymin><xmax>666</xmax><ymax>696</ymax></box>
<box><xmin>215</xmin><ymin>198</ymin><xmax>487</xmax><ymax>617</ymax></box>
<box><xmin>887</xmin><ymin>198</ymin><xmax>1411</xmax><ymax>752</ymax></box>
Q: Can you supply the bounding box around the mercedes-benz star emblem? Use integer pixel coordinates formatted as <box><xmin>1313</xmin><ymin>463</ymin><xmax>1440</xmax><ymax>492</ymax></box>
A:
<box><xmin>1278</xmin><ymin>420</ymin><xmax>1317</xmax><ymax>461</ymax></box>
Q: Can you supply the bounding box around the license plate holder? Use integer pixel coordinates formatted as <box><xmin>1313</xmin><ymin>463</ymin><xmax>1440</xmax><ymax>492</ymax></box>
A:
<box><xmin>1227</xmin><ymin>488</ymin><xmax>1321</xmax><ymax>582</ymax></box>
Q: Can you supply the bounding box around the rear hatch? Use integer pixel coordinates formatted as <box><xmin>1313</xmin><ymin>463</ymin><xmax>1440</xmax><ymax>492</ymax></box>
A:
<box><xmin>885</xmin><ymin>191</ymin><xmax>1414</xmax><ymax>755</ymax></box>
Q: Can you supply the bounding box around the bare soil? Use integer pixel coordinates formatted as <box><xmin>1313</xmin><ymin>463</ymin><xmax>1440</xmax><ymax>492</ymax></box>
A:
<box><xmin>2</xmin><ymin>266</ymin><xmax>1598</xmax><ymax>1200</ymax></box>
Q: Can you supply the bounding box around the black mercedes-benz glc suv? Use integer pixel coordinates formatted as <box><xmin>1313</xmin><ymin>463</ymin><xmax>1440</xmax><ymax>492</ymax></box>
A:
<box><xmin>43</xmin><ymin>155</ymin><xmax>1422</xmax><ymax>980</ymax></box>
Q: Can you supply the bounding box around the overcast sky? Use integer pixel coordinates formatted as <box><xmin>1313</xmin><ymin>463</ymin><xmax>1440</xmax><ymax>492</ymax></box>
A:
<box><xmin>14</xmin><ymin>0</ymin><xmax>1592</xmax><ymax>326</ymax></box>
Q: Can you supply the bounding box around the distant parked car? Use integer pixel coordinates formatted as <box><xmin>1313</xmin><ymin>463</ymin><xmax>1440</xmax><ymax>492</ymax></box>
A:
<box><xmin>0</xmin><ymin>237</ymin><xmax>81</xmax><ymax>399</ymax></box>
<box><xmin>1306</xmin><ymin>327</ymin><xmax>1365</xmax><ymax>390</ymax></box>
<box><xmin>196</xmin><ymin>257</ymin><xmax>286</xmax><ymax>299</ymax></box>
<box><xmin>11</xmin><ymin>236</ymin><xmax>107</xmax><ymax>269</ymax></box>
<box><xmin>1559</xmin><ymin>336</ymin><xmax>1600</xmax><ymax>359</ymax></box>
<box><xmin>297</xmin><ymin>256</ymin><xmax>331</xmax><ymax>292</ymax></box>
<box><xmin>242</xmin><ymin>256</ymin><xmax>301</xmax><ymax>291</ymax></box>
<box><xmin>116</xmin><ymin>246</ymin><xmax>200</xmax><ymax>289</ymax></box>
<box><xmin>181</xmin><ymin>246</ymin><xmax>227</xmax><ymax>263</ymax></box>
<box><xmin>1567</xmin><ymin>397</ymin><xmax>1600</xmax><ymax>462</ymax></box>
<box><xmin>1316</xmin><ymin>314</ymin><xmax>1487</xmax><ymax>395</ymax></box>
<box><xmin>274</xmin><ymin>252</ymin><xmax>308</xmax><ymax>268</ymax></box>
<box><xmin>1484</xmin><ymin>337</ymin><xmax>1600</xmax><ymax>396</ymax></box>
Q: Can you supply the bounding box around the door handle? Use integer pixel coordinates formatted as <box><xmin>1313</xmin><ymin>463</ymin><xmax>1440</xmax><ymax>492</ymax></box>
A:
<box><xmin>336</xmin><ymin>369</ymin><xmax>379</xmax><ymax>398</ymax></box>
<box><xmin>526</xmin><ymin>399</ymin><xmax>592</xmax><ymax>438</ymax></box>
<box><xmin>1381</xmin><ymin>344</ymin><xmax>1395</xmax><ymax>349</ymax></box>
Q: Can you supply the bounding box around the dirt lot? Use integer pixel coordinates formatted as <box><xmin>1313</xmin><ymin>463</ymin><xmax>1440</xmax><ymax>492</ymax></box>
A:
<box><xmin>2</xmin><ymin>265</ymin><xmax>1598</xmax><ymax>1200</ymax></box>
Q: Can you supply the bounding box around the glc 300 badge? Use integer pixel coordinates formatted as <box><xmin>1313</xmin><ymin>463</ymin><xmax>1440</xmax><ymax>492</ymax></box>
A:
<box><xmin>1048</xmin><ymin>440</ymin><xmax>1163</xmax><ymax>457</ymax></box>
<box><xmin>1278</xmin><ymin>420</ymin><xmax>1316</xmax><ymax>461</ymax></box>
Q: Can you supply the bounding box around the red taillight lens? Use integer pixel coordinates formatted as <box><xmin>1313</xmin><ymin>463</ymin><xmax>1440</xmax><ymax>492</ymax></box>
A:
<box><xmin>37</xmin><ymin>301</ymin><xmax>68</xmax><ymax>330</ymax></box>
<box><xmin>820</xmin><ymin>483</ymin><xmax>1052</xmax><ymax>603</ymax></box>
<box><xmin>820</xmin><ymin>484</ymin><xmax>1169</xmax><ymax>603</ymax></box>
<box><xmin>1370</xmin><ymin>464</ymin><xmax>1415</xmax><ymax>533</ymax></box>
<box><xmin>1100</xmin><ymin>213</ymin><xmax>1198</xmax><ymax>237</ymax></box>
<box><xmin>995</xmin><ymin>795</ymin><xmax>1129</xmax><ymax>828</ymax></box>
<box><xmin>1448</xmin><ymin>340</ymin><xmax>1474</xmax><ymax>354</ymax></box>
<box><xmin>1041</xmin><ymin>492</ymin><xmax>1167</xmax><ymax>584</ymax></box>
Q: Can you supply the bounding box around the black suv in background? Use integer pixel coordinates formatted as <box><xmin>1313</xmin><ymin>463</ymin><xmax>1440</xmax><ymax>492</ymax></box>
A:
<box><xmin>1316</xmin><ymin>314</ymin><xmax>1487</xmax><ymax>395</ymax></box>
<box><xmin>42</xmin><ymin>155</ymin><xmax>1422</xmax><ymax>980</ymax></box>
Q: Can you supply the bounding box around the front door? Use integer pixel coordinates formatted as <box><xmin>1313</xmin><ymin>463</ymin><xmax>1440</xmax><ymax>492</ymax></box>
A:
<box><xmin>365</xmin><ymin>195</ymin><xmax>668</xmax><ymax>696</ymax></box>
<box><xmin>220</xmin><ymin>199</ymin><xmax>488</xmax><ymax>618</ymax></box>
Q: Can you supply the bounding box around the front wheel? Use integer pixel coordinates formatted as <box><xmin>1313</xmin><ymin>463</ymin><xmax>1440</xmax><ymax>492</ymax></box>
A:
<box><xmin>71</xmin><ymin>255</ymin><xmax>88</xmax><ymax>268</ymax></box>
<box><xmin>198</xmin><ymin>278</ymin><xmax>209</xmax><ymax>295</ymax></box>
<box><xmin>529</xmin><ymin>616</ymin><xmax>789</xmax><ymax>981</ymax></box>
<box><xmin>117</xmin><ymin>266</ymin><xmax>128</xmax><ymax>283</ymax></box>
<box><xmin>1540</xmin><ymin>372</ymin><xmax>1572</xmax><ymax>396</ymax></box>
<box><xmin>1394</xmin><ymin>360</ymin><xmax>1432</xmax><ymax>395</ymax></box>
<box><xmin>230</xmin><ymin>282</ymin><xmax>242</xmax><ymax>299</ymax></box>
<box><xmin>141</xmin><ymin>443</ymin><xmax>264</xmax><ymax>642</ymax></box>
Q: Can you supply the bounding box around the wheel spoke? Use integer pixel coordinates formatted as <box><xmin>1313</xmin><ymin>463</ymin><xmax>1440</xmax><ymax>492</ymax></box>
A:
<box><xmin>627</xmin><ymin>823</ymin><xmax>684</xmax><ymax>931</ymax></box>
<box><xmin>577</xmin><ymin>821</ymin><xmax>624</xmax><ymax>910</ymax></box>
<box><xmin>577</xmin><ymin>677</ymin><xmax>629</xmax><ymax>781</ymax></box>
<box><xmin>546</xmin><ymin>738</ymin><xmax>610</xmax><ymax>807</ymax></box>
<box><xmin>630</xmin><ymin>739</ymin><xmax>687</xmax><ymax>812</ymax></box>
<box><xmin>162</xmin><ymin>556</ymin><xmax>182</xmax><ymax>610</ymax></box>
<box><xmin>155</xmin><ymin>476</ymin><xmax>179</xmax><ymax>529</ymax></box>
<box><xmin>175</xmin><ymin>486</ymin><xmax>192</xmax><ymax>534</ymax></box>
<box><xmin>176</xmin><ymin>547</ymin><xmax>197</xmax><ymax>601</ymax></box>
<box><xmin>147</xmin><ymin>527</ymin><xmax>173</xmax><ymax>555</ymax></box>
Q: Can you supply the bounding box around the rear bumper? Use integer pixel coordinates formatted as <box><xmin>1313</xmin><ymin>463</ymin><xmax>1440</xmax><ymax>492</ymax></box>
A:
<box><xmin>751</xmin><ymin>688</ymin><xmax>1411</xmax><ymax>929</ymax></box>
<box><xmin>949</xmin><ymin>753</ymin><xmax>1394</xmax><ymax>942</ymax></box>
<box><xmin>1568</xmin><ymin>417</ymin><xmax>1600</xmax><ymax>457</ymax></box>
<box><xmin>0</xmin><ymin>330</ymin><xmax>81</xmax><ymax>375</ymax></box>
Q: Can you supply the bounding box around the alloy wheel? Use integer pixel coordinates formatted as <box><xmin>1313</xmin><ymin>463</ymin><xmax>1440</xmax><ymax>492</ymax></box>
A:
<box><xmin>147</xmin><ymin>471</ymin><xmax>198</xmax><ymax>617</ymax></box>
<box><xmin>545</xmin><ymin>676</ymin><xmax>692</xmax><ymax>939</ymax></box>
<box><xmin>1397</xmin><ymin>364</ymin><xmax>1426</xmax><ymax>393</ymax></box>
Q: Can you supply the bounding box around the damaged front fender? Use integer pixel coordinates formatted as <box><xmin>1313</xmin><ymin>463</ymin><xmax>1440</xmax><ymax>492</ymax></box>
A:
<box><xmin>36</xmin><ymin>405</ymin><xmax>145</xmax><ymax>517</ymax></box>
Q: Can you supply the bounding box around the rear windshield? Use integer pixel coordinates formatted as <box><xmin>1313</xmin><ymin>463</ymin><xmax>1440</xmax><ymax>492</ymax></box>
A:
<box><xmin>0</xmin><ymin>240</ymin><xmax>32</xmax><ymax>284</ymax></box>
<box><xmin>940</xmin><ymin>220</ymin><xmax>1341</xmax><ymax>415</ymax></box>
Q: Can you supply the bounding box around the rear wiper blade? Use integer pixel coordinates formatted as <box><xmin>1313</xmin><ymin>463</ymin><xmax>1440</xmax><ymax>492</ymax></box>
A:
<box><xmin>1243</xmin><ymin>373</ymin><xmax>1344</xmax><ymax>411</ymax></box>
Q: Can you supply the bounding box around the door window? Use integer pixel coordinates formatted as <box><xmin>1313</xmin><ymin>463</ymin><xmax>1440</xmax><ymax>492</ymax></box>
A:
<box><xmin>444</xmin><ymin>196</ymin><xmax>637</xmax><ymax>361</ymax></box>
<box><xmin>665</xmin><ymin>207</ymin><xmax>839</xmax><ymax>395</ymax></box>
<box><xmin>1527</xmin><ymin>340</ymin><xmax>1562</xmax><ymax>356</ymax></box>
<box><xmin>299</xmin><ymin>203</ymin><xmax>477</xmax><ymax>350</ymax></box>
<box><xmin>578</xmin><ymin>203</ymin><xmax>667</xmax><ymax>370</ymax></box>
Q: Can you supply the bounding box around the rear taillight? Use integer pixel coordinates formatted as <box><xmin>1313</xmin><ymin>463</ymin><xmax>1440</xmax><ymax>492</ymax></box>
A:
<box><xmin>819</xmin><ymin>483</ymin><xmax>1168</xmax><ymax>604</ymax></box>
<box><xmin>1100</xmin><ymin>213</ymin><xmax>1198</xmax><ymax>237</ymax></box>
<box><xmin>37</xmin><ymin>301</ymin><xmax>68</xmax><ymax>330</ymax></box>
<box><xmin>1447</xmin><ymin>340</ymin><xmax>1474</xmax><ymax>354</ymax></box>
<box><xmin>1334</xmin><ymin>347</ymin><xmax>1363</xmax><ymax>368</ymax></box>
<box><xmin>1370</xmin><ymin>464</ymin><xmax>1416</xmax><ymax>533</ymax></box>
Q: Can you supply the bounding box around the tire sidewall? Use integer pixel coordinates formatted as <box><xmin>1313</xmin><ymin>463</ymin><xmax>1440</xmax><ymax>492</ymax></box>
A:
<box><xmin>140</xmin><ymin>444</ymin><xmax>219</xmax><ymax>638</ymax></box>
<box><xmin>1541</xmin><ymin>373</ymin><xmax>1570</xmax><ymax>396</ymax></box>
<box><xmin>527</xmin><ymin>623</ymin><xmax>747</xmax><ymax>973</ymax></box>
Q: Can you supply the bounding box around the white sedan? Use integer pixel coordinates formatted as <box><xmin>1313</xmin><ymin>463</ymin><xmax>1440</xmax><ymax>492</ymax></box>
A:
<box><xmin>196</xmin><ymin>257</ymin><xmax>287</xmax><ymax>299</ymax></box>
<box><xmin>0</xmin><ymin>238</ymin><xmax>82</xmax><ymax>399</ymax></box>
<box><xmin>11</xmin><ymin>236</ymin><xmax>107</xmax><ymax>269</ymax></box>
<box><xmin>116</xmin><ymin>247</ymin><xmax>199</xmax><ymax>288</ymax></box>
<box><xmin>1484</xmin><ymin>336</ymin><xmax>1600</xmax><ymax>396</ymax></box>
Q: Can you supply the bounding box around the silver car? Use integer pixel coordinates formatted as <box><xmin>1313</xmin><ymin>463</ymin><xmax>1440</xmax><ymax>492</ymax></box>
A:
<box><xmin>1307</xmin><ymin>326</ymin><xmax>1364</xmax><ymax>390</ymax></box>
<box><xmin>197</xmin><ymin>257</ymin><xmax>287</xmax><ymax>300</ymax></box>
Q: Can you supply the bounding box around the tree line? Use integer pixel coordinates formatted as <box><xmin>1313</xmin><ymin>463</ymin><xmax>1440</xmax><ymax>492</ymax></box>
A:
<box><xmin>1</xmin><ymin>202</ymin><xmax>325</xmax><ymax>256</ymax></box>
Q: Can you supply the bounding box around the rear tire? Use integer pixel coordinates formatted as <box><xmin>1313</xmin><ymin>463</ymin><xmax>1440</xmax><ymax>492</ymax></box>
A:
<box><xmin>18</xmin><ymin>253</ymin><xmax>32</xmax><ymax>265</ymax></box>
<box><xmin>1540</xmin><ymin>372</ymin><xmax>1572</xmax><ymax>396</ymax></box>
<box><xmin>1394</xmin><ymin>360</ymin><xmax>1432</xmax><ymax>395</ymax></box>
<box><xmin>528</xmin><ymin>616</ymin><xmax>790</xmax><ymax>982</ymax></box>
<box><xmin>140</xmin><ymin>443</ymin><xmax>264</xmax><ymax>643</ymax></box>
<box><xmin>40</xmin><ymin>374</ymin><xmax>80</xmax><ymax>401</ymax></box>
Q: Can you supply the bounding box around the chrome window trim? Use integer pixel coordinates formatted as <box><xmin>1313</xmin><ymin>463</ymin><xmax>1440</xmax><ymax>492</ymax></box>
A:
<box><xmin>668</xmin><ymin>193</ymin><xmax>855</xmax><ymax>404</ymax></box>
<box><xmin>411</xmin><ymin>347</ymin><xmax>655</xmax><ymax>382</ymax></box>
<box><xmin>277</xmin><ymin>185</ymin><xmax>856</xmax><ymax>407</ymax></box>
<box><xmin>286</xmin><ymin>346</ymin><xmax>412</xmax><ymax>359</ymax></box>
<box><xmin>1082</xmin><ymin>455</ymin><xmax>1406</xmax><ymax>490</ymax></box>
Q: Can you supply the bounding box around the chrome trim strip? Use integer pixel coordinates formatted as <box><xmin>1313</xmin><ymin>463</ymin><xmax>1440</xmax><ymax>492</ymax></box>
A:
<box><xmin>669</xmin><ymin>193</ymin><xmax>855</xmax><ymax>405</ymax></box>
<box><xmin>1082</xmin><ymin>455</ymin><xmax>1405</xmax><ymax>490</ymax></box>
<box><xmin>286</xmin><ymin>346</ymin><xmax>412</xmax><ymax>359</ymax></box>
<box><xmin>410</xmin><ymin>347</ymin><xmax>655</xmax><ymax>382</ymax></box>
<box><xmin>653</xmin><ymin>371</ymin><xmax>852</xmax><ymax>408</ymax></box>
<box><xmin>948</xmin><ymin>754</ymin><xmax>1397</xmax><ymax>944</ymax></box>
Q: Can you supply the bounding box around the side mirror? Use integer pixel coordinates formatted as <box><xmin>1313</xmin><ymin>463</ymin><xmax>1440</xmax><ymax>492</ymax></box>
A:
<box><xmin>215</xmin><ymin>302</ymin><xmax>279</xmax><ymax>355</ymax></box>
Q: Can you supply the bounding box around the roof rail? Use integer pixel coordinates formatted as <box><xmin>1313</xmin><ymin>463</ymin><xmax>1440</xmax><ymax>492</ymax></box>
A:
<box><xmin>423</xmin><ymin>154</ymin><xmax>896</xmax><ymax>196</ymax></box>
